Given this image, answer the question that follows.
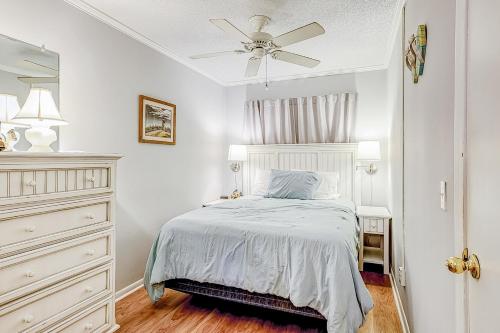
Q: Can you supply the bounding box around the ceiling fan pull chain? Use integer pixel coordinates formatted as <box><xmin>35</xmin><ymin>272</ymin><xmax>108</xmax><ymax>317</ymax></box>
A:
<box><xmin>265</xmin><ymin>53</ymin><xmax>269</xmax><ymax>90</ymax></box>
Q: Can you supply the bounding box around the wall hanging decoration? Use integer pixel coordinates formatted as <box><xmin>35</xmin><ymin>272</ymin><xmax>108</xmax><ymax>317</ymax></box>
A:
<box><xmin>405</xmin><ymin>24</ymin><xmax>427</xmax><ymax>83</ymax></box>
<box><xmin>139</xmin><ymin>95</ymin><xmax>176</xmax><ymax>145</ymax></box>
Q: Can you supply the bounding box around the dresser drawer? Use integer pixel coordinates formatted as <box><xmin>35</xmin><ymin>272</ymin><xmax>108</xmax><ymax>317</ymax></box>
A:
<box><xmin>363</xmin><ymin>218</ymin><xmax>384</xmax><ymax>234</ymax></box>
<box><xmin>0</xmin><ymin>265</ymin><xmax>111</xmax><ymax>333</ymax></box>
<box><xmin>51</xmin><ymin>299</ymin><xmax>112</xmax><ymax>333</ymax></box>
<box><xmin>0</xmin><ymin>199</ymin><xmax>110</xmax><ymax>254</ymax></box>
<box><xmin>0</xmin><ymin>165</ymin><xmax>111</xmax><ymax>206</ymax></box>
<box><xmin>0</xmin><ymin>231</ymin><xmax>112</xmax><ymax>305</ymax></box>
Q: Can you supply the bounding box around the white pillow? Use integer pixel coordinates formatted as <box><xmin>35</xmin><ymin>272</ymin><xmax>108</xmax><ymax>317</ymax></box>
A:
<box><xmin>251</xmin><ymin>169</ymin><xmax>271</xmax><ymax>196</ymax></box>
<box><xmin>313</xmin><ymin>171</ymin><xmax>340</xmax><ymax>199</ymax></box>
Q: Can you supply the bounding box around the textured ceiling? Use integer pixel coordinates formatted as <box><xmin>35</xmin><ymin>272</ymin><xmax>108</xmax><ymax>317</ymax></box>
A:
<box><xmin>66</xmin><ymin>0</ymin><xmax>402</xmax><ymax>86</ymax></box>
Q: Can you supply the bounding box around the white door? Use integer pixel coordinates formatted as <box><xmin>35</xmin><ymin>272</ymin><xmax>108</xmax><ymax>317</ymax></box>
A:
<box><xmin>460</xmin><ymin>0</ymin><xmax>500</xmax><ymax>331</ymax></box>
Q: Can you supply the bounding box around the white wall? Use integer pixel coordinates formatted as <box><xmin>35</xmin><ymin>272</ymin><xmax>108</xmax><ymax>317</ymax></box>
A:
<box><xmin>403</xmin><ymin>1</ymin><xmax>457</xmax><ymax>332</ymax></box>
<box><xmin>225</xmin><ymin>71</ymin><xmax>390</xmax><ymax>206</ymax></box>
<box><xmin>386</xmin><ymin>10</ymin><xmax>407</xmax><ymax>319</ymax></box>
<box><xmin>0</xmin><ymin>0</ymin><xmax>228</xmax><ymax>291</ymax></box>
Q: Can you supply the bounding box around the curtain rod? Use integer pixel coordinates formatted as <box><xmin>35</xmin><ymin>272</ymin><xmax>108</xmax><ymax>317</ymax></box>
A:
<box><xmin>245</xmin><ymin>92</ymin><xmax>357</xmax><ymax>104</ymax></box>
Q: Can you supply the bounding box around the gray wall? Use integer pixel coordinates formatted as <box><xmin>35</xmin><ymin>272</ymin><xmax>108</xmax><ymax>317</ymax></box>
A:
<box><xmin>225</xmin><ymin>71</ymin><xmax>391</xmax><ymax>206</ymax></box>
<box><xmin>386</xmin><ymin>8</ymin><xmax>407</xmax><ymax>321</ymax></box>
<box><xmin>0</xmin><ymin>0</ymin><xmax>228</xmax><ymax>291</ymax></box>
<box><xmin>402</xmin><ymin>0</ymin><xmax>457</xmax><ymax>331</ymax></box>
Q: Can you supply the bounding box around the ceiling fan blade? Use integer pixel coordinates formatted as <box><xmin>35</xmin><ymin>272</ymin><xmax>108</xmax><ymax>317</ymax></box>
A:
<box><xmin>271</xmin><ymin>50</ymin><xmax>320</xmax><ymax>68</ymax></box>
<box><xmin>190</xmin><ymin>50</ymin><xmax>246</xmax><ymax>59</ymax></box>
<box><xmin>209</xmin><ymin>19</ymin><xmax>252</xmax><ymax>42</ymax></box>
<box><xmin>272</xmin><ymin>22</ymin><xmax>325</xmax><ymax>47</ymax></box>
<box><xmin>245</xmin><ymin>57</ymin><xmax>262</xmax><ymax>77</ymax></box>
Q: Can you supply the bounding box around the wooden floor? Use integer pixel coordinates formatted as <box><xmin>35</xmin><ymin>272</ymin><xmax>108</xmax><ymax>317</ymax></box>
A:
<box><xmin>116</xmin><ymin>272</ymin><xmax>402</xmax><ymax>333</ymax></box>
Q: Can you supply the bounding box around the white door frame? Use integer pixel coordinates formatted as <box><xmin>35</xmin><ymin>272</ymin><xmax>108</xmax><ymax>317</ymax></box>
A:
<box><xmin>453</xmin><ymin>1</ymin><xmax>468</xmax><ymax>332</ymax></box>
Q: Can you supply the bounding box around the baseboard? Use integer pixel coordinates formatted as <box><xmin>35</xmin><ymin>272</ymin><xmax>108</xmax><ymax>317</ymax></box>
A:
<box><xmin>390</xmin><ymin>271</ymin><xmax>411</xmax><ymax>333</ymax></box>
<box><xmin>115</xmin><ymin>278</ymin><xmax>144</xmax><ymax>302</ymax></box>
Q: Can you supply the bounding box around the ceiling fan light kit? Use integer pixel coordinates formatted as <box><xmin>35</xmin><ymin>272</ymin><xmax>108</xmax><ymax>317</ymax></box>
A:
<box><xmin>190</xmin><ymin>15</ymin><xmax>325</xmax><ymax>83</ymax></box>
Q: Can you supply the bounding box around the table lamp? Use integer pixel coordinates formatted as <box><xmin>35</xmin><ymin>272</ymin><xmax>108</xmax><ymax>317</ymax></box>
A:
<box><xmin>12</xmin><ymin>88</ymin><xmax>67</xmax><ymax>152</ymax></box>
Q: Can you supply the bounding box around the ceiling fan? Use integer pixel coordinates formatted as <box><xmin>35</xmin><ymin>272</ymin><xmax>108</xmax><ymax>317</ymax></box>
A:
<box><xmin>190</xmin><ymin>15</ymin><xmax>325</xmax><ymax>77</ymax></box>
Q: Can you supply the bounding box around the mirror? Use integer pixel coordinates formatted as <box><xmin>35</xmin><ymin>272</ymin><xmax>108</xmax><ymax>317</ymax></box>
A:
<box><xmin>0</xmin><ymin>34</ymin><xmax>59</xmax><ymax>151</ymax></box>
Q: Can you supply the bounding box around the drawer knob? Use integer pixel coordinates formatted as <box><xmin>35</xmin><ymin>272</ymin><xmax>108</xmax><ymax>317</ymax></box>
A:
<box><xmin>25</xmin><ymin>180</ymin><xmax>36</xmax><ymax>187</ymax></box>
<box><xmin>22</xmin><ymin>314</ymin><xmax>34</xmax><ymax>323</ymax></box>
<box><xmin>85</xmin><ymin>214</ymin><xmax>95</xmax><ymax>220</ymax></box>
<box><xmin>25</xmin><ymin>226</ymin><xmax>36</xmax><ymax>233</ymax></box>
<box><xmin>85</xmin><ymin>249</ymin><xmax>95</xmax><ymax>256</ymax></box>
<box><xmin>87</xmin><ymin>176</ymin><xmax>96</xmax><ymax>182</ymax></box>
<box><xmin>24</xmin><ymin>271</ymin><xmax>35</xmax><ymax>278</ymax></box>
<box><xmin>84</xmin><ymin>286</ymin><xmax>94</xmax><ymax>293</ymax></box>
<box><xmin>84</xmin><ymin>322</ymin><xmax>94</xmax><ymax>330</ymax></box>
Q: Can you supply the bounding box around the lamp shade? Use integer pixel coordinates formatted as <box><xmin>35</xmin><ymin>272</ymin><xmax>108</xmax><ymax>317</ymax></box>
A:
<box><xmin>357</xmin><ymin>141</ymin><xmax>381</xmax><ymax>161</ymax></box>
<box><xmin>0</xmin><ymin>94</ymin><xmax>21</xmax><ymax>125</ymax></box>
<box><xmin>228</xmin><ymin>145</ymin><xmax>247</xmax><ymax>161</ymax></box>
<box><xmin>13</xmin><ymin>88</ymin><xmax>67</xmax><ymax>127</ymax></box>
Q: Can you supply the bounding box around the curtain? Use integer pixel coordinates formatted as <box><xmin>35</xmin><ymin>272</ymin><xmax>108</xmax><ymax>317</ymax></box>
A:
<box><xmin>243</xmin><ymin>93</ymin><xmax>356</xmax><ymax>144</ymax></box>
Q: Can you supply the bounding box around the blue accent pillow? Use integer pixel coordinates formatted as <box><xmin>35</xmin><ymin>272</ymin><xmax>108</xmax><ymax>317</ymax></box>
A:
<box><xmin>265</xmin><ymin>169</ymin><xmax>320</xmax><ymax>200</ymax></box>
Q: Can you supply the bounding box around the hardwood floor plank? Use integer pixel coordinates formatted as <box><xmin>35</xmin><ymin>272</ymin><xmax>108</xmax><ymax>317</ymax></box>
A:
<box><xmin>116</xmin><ymin>275</ymin><xmax>402</xmax><ymax>333</ymax></box>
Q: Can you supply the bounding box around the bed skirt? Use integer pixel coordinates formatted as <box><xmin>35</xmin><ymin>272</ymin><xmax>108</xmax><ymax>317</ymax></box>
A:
<box><xmin>165</xmin><ymin>279</ymin><xmax>325</xmax><ymax>320</ymax></box>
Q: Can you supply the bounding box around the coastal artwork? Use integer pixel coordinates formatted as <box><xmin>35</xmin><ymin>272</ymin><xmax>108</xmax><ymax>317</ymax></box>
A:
<box><xmin>139</xmin><ymin>95</ymin><xmax>176</xmax><ymax>145</ymax></box>
<box><xmin>405</xmin><ymin>24</ymin><xmax>427</xmax><ymax>83</ymax></box>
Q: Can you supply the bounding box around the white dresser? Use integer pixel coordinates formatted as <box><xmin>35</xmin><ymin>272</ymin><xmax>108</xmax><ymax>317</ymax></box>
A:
<box><xmin>0</xmin><ymin>153</ymin><xmax>121</xmax><ymax>333</ymax></box>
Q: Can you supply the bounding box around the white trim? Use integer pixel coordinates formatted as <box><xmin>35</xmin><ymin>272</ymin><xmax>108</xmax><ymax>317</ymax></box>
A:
<box><xmin>225</xmin><ymin>64</ymin><xmax>387</xmax><ymax>86</ymax></box>
<box><xmin>62</xmin><ymin>0</ymin><xmax>224</xmax><ymax>86</ymax></box>
<box><xmin>390</xmin><ymin>270</ymin><xmax>411</xmax><ymax>333</ymax></box>
<box><xmin>454</xmin><ymin>1</ymin><xmax>469</xmax><ymax>333</ymax></box>
<box><xmin>63</xmin><ymin>0</ymin><xmax>402</xmax><ymax>87</ymax></box>
<box><xmin>115</xmin><ymin>278</ymin><xmax>144</xmax><ymax>302</ymax></box>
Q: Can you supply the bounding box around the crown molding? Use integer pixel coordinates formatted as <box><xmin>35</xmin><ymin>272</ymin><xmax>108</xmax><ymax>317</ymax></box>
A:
<box><xmin>63</xmin><ymin>0</ymin><xmax>225</xmax><ymax>86</ymax></box>
<box><xmin>224</xmin><ymin>63</ymin><xmax>387</xmax><ymax>86</ymax></box>
<box><xmin>64</xmin><ymin>0</ymin><xmax>401</xmax><ymax>87</ymax></box>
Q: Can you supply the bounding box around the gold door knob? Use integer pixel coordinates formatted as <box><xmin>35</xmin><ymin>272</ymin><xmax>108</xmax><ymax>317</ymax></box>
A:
<box><xmin>445</xmin><ymin>248</ymin><xmax>480</xmax><ymax>279</ymax></box>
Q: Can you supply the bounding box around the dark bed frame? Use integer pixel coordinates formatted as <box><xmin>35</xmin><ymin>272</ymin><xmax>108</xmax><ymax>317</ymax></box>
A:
<box><xmin>165</xmin><ymin>279</ymin><xmax>325</xmax><ymax>320</ymax></box>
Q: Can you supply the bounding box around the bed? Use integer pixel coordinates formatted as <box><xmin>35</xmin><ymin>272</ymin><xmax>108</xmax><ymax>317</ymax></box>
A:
<box><xmin>144</xmin><ymin>144</ymin><xmax>373</xmax><ymax>333</ymax></box>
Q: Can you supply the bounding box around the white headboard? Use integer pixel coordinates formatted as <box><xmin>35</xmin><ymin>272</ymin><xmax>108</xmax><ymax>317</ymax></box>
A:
<box><xmin>242</xmin><ymin>144</ymin><xmax>360</xmax><ymax>205</ymax></box>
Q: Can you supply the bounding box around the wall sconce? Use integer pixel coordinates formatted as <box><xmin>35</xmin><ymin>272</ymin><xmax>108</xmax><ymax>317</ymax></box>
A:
<box><xmin>228</xmin><ymin>144</ymin><xmax>247</xmax><ymax>198</ymax></box>
<box><xmin>357</xmin><ymin>141</ymin><xmax>381</xmax><ymax>174</ymax></box>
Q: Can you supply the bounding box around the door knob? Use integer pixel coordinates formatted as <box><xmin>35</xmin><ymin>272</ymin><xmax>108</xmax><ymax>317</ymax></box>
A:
<box><xmin>445</xmin><ymin>248</ymin><xmax>480</xmax><ymax>279</ymax></box>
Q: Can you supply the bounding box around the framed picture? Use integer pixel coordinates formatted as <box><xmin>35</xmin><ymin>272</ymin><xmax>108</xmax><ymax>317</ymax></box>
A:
<box><xmin>139</xmin><ymin>95</ymin><xmax>176</xmax><ymax>145</ymax></box>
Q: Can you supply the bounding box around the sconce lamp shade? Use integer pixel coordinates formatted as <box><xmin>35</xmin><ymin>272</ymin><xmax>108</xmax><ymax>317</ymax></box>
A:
<box><xmin>0</xmin><ymin>94</ymin><xmax>21</xmax><ymax>125</ymax></box>
<box><xmin>228</xmin><ymin>145</ymin><xmax>248</xmax><ymax>161</ymax></box>
<box><xmin>12</xmin><ymin>88</ymin><xmax>67</xmax><ymax>127</ymax></box>
<box><xmin>357</xmin><ymin>141</ymin><xmax>381</xmax><ymax>161</ymax></box>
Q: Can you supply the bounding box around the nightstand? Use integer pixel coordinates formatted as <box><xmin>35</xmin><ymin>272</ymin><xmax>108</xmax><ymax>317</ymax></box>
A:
<box><xmin>357</xmin><ymin>206</ymin><xmax>391</xmax><ymax>274</ymax></box>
